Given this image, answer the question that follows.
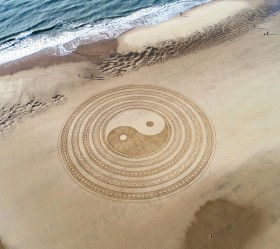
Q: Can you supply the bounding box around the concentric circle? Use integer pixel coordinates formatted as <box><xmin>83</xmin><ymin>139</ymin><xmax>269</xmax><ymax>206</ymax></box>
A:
<box><xmin>59</xmin><ymin>85</ymin><xmax>215</xmax><ymax>201</ymax></box>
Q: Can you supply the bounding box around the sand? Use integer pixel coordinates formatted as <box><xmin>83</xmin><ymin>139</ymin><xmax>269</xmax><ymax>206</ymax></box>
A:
<box><xmin>1</xmin><ymin>0</ymin><xmax>280</xmax><ymax>248</ymax></box>
<box><xmin>117</xmin><ymin>0</ymin><xmax>252</xmax><ymax>52</ymax></box>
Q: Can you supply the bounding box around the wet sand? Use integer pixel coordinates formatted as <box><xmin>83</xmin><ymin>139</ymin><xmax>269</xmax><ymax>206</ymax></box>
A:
<box><xmin>1</xmin><ymin>0</ymin><xmax>280</xmax><ymax>248</ymax></box>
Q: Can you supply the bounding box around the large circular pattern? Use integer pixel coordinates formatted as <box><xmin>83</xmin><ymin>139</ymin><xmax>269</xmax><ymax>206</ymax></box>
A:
<box><xmin>59</xmin><ymin>85</ymin><xmax>215</xmax><ymax>201</ymax></box>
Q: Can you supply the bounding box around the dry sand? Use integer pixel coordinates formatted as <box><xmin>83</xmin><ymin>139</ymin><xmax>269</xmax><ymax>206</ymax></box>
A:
<box><xmin>1</xmin><ymin>0</ymin><xmax>280</xmax><ymax>248</ymax></box>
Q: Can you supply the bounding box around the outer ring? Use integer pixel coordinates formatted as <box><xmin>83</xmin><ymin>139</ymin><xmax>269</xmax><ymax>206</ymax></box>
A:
<box><xmin>59</xmin><ymin>85</ymin><xmax>216</xmax><ymax>201</ymax></box>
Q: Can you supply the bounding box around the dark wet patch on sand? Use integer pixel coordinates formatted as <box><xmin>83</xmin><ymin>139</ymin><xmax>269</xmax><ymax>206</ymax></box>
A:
<box><xmin>184</xmin><ymin>199</ymin><xmax>264</xmax><ymax>249</ymax></box>
<box><xmin>0</xmin><ymin>239</ymin><xmax>6</xmax><ymax>249</ymax></box>
<box><xmin>184</xmin><ymin>149</ymin><xmax>280</xmax><ymax>248</ymax></box>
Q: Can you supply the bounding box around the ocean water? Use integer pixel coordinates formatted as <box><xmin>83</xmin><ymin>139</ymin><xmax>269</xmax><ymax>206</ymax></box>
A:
<box><xmin>0</xmin><ymin>0</ymin><xmax>211</xmax><ymax>65</ymax></box>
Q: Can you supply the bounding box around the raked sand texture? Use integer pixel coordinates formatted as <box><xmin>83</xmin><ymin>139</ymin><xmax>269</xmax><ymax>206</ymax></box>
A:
<box><xmin>1</xmin><ymin>0</ymin><xmax>280</xmax><ymax>249</ymax></box>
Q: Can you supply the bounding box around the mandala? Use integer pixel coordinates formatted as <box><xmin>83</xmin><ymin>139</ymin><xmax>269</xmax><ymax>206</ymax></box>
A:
<box><xmin>59</xmin><ymin>85</ymin><xmax>215</xmax><ymax>201</ymax></box>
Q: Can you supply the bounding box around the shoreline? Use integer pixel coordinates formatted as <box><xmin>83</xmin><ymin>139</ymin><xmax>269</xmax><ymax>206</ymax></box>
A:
<box><xmin>0</xmin><ymin>0</ymin><xmax>212</xmax><ymax>70</ymax></box>
<box><xmin>0</xmin><ymin>0</ymin><xmax>267</xmax><ymax>77</ymax></box>
<box><xmin>0</xmin><ymin>38</ymin><xmax>118</xmax><ymax>76</ymax></box>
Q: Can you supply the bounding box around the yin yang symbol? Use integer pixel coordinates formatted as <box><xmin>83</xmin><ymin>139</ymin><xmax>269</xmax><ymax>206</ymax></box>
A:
<box><xmin>106</xmin><ymin>109</ymin><xmax>169</xmax><ymax>157</ymax></box>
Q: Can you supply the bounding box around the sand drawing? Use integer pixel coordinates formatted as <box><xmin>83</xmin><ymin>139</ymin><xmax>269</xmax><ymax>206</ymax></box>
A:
<box><xmin>59</xmin><ymin>85</ymin><xmax>215</xmax><ymax>201</ymax></box>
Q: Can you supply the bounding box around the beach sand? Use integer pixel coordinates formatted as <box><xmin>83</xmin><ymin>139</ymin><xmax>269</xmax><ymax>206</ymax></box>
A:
<box><xmin>1</xmin><ymin>0</ymin><xmax>280</xmax><ymax>248</ymax></box>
